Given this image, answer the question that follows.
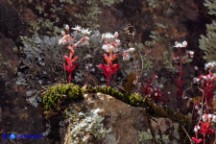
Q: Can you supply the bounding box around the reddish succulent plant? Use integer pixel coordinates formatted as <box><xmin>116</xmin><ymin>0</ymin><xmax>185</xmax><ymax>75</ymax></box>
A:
<box><xmin>98</xmin><ymin>63</ymin><xmax>119</xmax><ymax>85</ymax></box>
<box><xmin>98</xmin><ymin>53</ymin><xmax>119</xmax><ymax>85</ymax></box>
<box><xmin>192</xmin><ymin>114</ymin><xmax>215</xmax><ymax>144</ymax></box>
<box><xmin>59</xmin><ymin>24</ymin><xmax>91</xmax><ymax>83</ymax></box>
<box><xmin>63</xmin><ymin>53</ymin><xmax>78</xmax><ymax>82</ymax></box>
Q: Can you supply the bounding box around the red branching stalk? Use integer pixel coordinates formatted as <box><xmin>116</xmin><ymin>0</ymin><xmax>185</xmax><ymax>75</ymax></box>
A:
<box><xmin>173</xmin><ymin>41</ymin><xmax>192</xmax><ymax>110</ymax></box>
<box><xmin>194</xmin><ymin>72</ymin><xmax>216</xmax><ymax>108</ymax></box>
<box><xmin>63</xmin><ymin>52</ymin><xmax>78</xmax><ymax>83</ymax></box>
<box><xmin>59</xmin><ymin>25</ymin><xmax>91</xmax><ymax>83</ymax></box>
<box><xmin>98</xmin><ymin>53</ymin><xmax>119</xmax><ymax>85</ymax></box>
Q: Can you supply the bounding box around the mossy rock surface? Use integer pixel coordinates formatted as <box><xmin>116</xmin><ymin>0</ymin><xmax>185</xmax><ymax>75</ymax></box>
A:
<box><xmin>42</xmin><ymin>84</ymin><xmax>191</xmax><ymax>126</ymax></box>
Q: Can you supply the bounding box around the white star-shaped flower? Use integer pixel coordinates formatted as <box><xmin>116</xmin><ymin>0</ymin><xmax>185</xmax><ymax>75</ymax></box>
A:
<box><xmin>81</xmin><ymin>28</ymin><xmax>91</xmax><ymax>35</ymax></box>
<box><xmin>174</xmin><ymin>41</ymin><xmax>187</xmax><ymax>48</ymax></box>
<box><xmin>71</xmin><ymin>25</ymin><xmax>82</xmax><ymax>31</ymax></box>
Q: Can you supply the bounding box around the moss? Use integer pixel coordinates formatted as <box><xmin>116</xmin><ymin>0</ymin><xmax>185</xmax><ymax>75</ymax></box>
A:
<box><xmin>42</xmin><ymin>84</ymin><xmax>83</xmax><ymax>111</ymax></box>
<box><xmin>42</xmin><ymin>84</ymin><xmax>191</xmax><ymax>125</ymax></box>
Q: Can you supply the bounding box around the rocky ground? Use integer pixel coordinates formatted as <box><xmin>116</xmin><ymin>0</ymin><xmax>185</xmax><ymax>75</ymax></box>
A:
<box><xmin>0</xmin><ymin>38</ymin><xmax>48</xmax><ymax>144</ymax></box>
<box><xmin>60</xmin><ymin>93</ymin><xmax>180</xmax><ymax>144</ymax></box>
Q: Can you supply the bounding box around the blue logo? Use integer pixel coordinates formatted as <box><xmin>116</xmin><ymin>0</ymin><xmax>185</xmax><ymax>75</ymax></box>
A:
<box><xmin>9</xmin><ymin>133</ymin><xmax>16</xmax><ymax>140</ymax></box>
<box><xmin>2</xmin><ymin>133</ymin><xmax>43</xmax><ymax>140</ymax></box>
<box><xmin>2</xmin><ymin>134</ymin><xmax>8</xmax><ymax>139</ymax></box>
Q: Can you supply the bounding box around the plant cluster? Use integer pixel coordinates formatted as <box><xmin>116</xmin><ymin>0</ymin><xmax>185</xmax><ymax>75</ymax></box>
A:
<box><xmin>138</xmin><ymin>129</ymin><xmax>170</xmax><ymax>144</ymax></box>
<box><xmin>19</xmin><ymin>34</ymin><xmax>64</xmax><ymax>87</ymax></box>
<box><xmin>58</xmin><ymin>25</ymin><xmax>91</xmax><ymax>82</ymax></box>
<box><xmin>171</xmin><ymin>41</ymin><xmax>195</xmax><ymax>110</ymax></box>
<box><xmin>143</xmin><ymin>74</ymin><xmax>165</xmax><ymax>105</ymax></box>
<box><xmin>98</xmin><ymin>32</ymin><xmax>135</xmax><ymax>85</ymax></box>
<box><xmin>192</xmin><ymin>113</ymin><xmax>216</xmax><ymax>144</ymax></box>
<box><xmin>199</xmin><ymin>0</ymin><xmax>216</xmax><ymax>61</ymax></box>
<box><xmin>192</xmin><ymin>63</ymin><xmax>216</xmax><ymax>108</ymax></box>
<box><xmin>65</xmin><ymin>108</ymin><xmax>112</xmax><ymax>144</ymax></box>
<box><xmin>58</xmin><ymin>24</ymin><xmax>135</xmax><ymax>85</ymax></box>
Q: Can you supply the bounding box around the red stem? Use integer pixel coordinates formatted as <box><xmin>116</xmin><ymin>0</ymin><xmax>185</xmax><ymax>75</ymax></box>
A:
<box><xmin>203</xmin><ymin>136</ymin><xmax>206</xmax><ymax>144</ymax></box>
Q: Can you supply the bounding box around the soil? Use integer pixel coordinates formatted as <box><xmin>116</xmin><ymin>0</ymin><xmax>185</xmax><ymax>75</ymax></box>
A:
<box><xmin>0</xmin><ymin>0</ymin><xmax>213</xmax><ymax>144</ymax></box>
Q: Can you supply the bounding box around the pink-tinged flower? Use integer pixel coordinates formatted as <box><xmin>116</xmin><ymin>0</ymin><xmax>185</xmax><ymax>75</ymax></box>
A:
<box><xmin>144</xmin><ymin>85</ymin><xmax>153</xmax><ymax>96</ymax></box>
<box><xmin>194</xmin><ymin>125</ymin><xmax>200</xmax><ymax>132</ymax></box>
<box><xmin>101</xmin><ymin>32</ymin><xmax>121</xmax><ymax>51</ymax></box>
<box><xmin>186</xmin><ymin>50</ymin><xmax>194</xmax><ymax>58</ymax></box>
<box><xmin>204</xmin><ymin>61</ymin><xmax>216</xmax><ymax>70</ymax></box>
<box><xmin>122</xmin><ymin>48</ymin><xmax>135</xmax><ymax>61</ymax></box>
<box><xmin>193</xmin><ymin>78</ymin><xmax>200</xmax><ymax>83</ymax></box>
<box><xmin>202</xmin><ymin>114</ymin><xmax>208</xmax><ymax>122</ymax></box>
<box><xmin>192</xmin><ymin>137</ymin><xmax>202</xmax><ymax>144</ymax></box>
<box><xmin>208</xmin><ymin>114</ymin><xmax>213</xmax><ymax>119</ymax></box>
<box><xmin>122</xmin><ymin>52</ymin><xmax>130</xmax><ymax>61</ymax></box>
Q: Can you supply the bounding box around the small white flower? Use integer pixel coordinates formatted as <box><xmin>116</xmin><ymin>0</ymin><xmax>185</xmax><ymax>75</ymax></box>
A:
<box><xmin>212</xmin><ymin>115</ymin><xmax>216</xmax><ymax>123</ymax></box>
<box><xmin>61</xmin><ymin>30</ymin><xmax>65</xmax><ymax>36</ymax></box>
<box><xmin>101</xmin><ymin>33</ymin><xmax>114</xmax><ymax>41</ymax></box>
<box><xmin>193</xmin><ymin>78</ymin><xmax>200</xmax><ymax>83</ymax></box>
<box><xmin>202</xmin><ymin>114</ymin><xmax>208</xmax><ymax>122</ymax></box>
<box><xmin>204</xmin><ymin>61</ymin><xmax>216</xmax><ymax>70</ymax></box>
<box><xmin>115</xmin><ymin>39</ymin><xmax>121</xmax><ymax>47</ymax></box>
<box><xmin>81</xmin><ymin>36</ymin><xmax>90</xmax><ymax>46</ymax></box>
<box><xmin>195</xmin><ymin>105</ymin><xmax>199</xmax><ymax>110</ymax></box>
<box><xmin>122</xmin><ymin>52</ymin><xmax>130</xmax><ymax>61</ymax></box>
<box><xmin>114</xmin><ymin>31</ymin><xmax>119</xmax><ymax>38</ymax></box>
<box><xmin>81</xmin><ymin>28</ymin><xmax>91</xmax><ymax>35</ymax></box>
<box><xmin>65</xmin><ymin>24</ymin><xmax>70</xmax><ymax>30</ymax></box>
<box><xmin>58</xmin><ymin>37</ymin><xmax>67</xmax><ymax>45</ymax></box>
<box><xmin>194</xmin><ymin>66</ymin><xmax>198</xmax><ymax>70</ymax></box>
<box><xmin>102</xmin><ymin>44</ymin><xmax>115</xmax><ymax>53</ymax></box>
<box><xmin>198</xmin><ymin>109</ymin><xmax>202</xmax><ymax>115</ymax></box>
<box><xmin>174</xmin><ymin>41</ymin><xmax>188</xmax><ymax>48</ymax></box>
<box><xmin>201</xmin><ymin>76</ymin><xmax>207</xmax><ymax>80</ymax></box>
<box><xmin>124</xmin><ymin>48</ymin><xmax>135</xmax><ymax>53</ymax></box>
<box><xmin>208</xmin><ymin>114</ymin><xmax>213</xmax><ymax>119</ymax></box>
<box><xmin>71</xmin><ymin>25</ymin><xmax>82</xmax><ymax>31</ymax></box>
<box><xmin>194</xmin><ymin>125</ymin><xmax>200</xmax><ymax>132</ymax></box>
<box><xmin>187</xmin><ymin>50</ymin><xmax>194</xmax><ymax>55</ymax></box>
<box><xmin>187</xmin><ymin>50</ymin><xmax>194</xmax><ymax>58</ymax></box>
